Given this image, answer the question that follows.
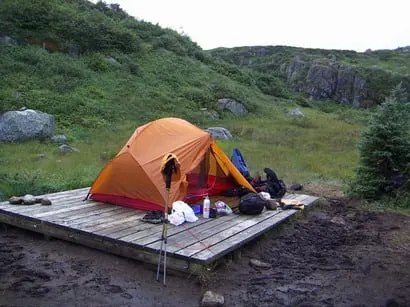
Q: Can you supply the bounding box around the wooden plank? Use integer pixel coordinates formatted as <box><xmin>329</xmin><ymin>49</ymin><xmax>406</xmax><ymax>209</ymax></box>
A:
<box><xmin>174</xmin><ymin>209</ymin><xmax>291</xmax><ymax>258</ymax></box>
<box><xmin>83</xmin><ymin>212</ymin><xmax>146</xmax><ymax>233</ymax></box>
<box><xmin>27</xmin><ymin>201</ymin><xmax>102</xmax><ymax>218</ymax></box>
<box><xmin>128</xmin><ymin>214</ymin><xmax>238</xmax><ymax>246</ymax></box>
<box><xmin>59</xmin><ymin>205</ymin><xmax>135</xmax><ymax>223</ymax></box>
<box><xmin>1</xmin><ymin>200</ymin><xmax>94</xmax><ymax>219</ymax></box>
<box><xmin>118</xmin><ymin>216</ymin><xmax>214</xmax><ymax>244</ymax></box>
<box><xmin>147</xmin><ymin>210</ymin><xmax>283</xmax><ymax>253</ymax></box>
<box><xmin>190</xmin><ymin>196</ymin><xmax>319</xmax><ymax>262</ymax></box>
<box><xmin>42</xmin><ymin>204</ymin><xmax>123</xmax><ymax>222</ymax></box>
<box><xmin>144</xmin><ymin>212</ymin><xmax>254</xmax><ymax>249</ymax></box>
<box><xmin>69</xmin><ymin>209</ymin><xmax>144</xmax><ymax>230</ymax></box>
<box><xmin>92</xmin><ymin>215</ymin><xmax>150</xmax><ymax>236</ymax></box>
<box><xmin>303</xmin><ymin>195</ymin><xmax>320</xmax><ymax>206</ymax></box>
<box><xmin>191</xmin><ymin>210</ymin><xmax>297</xmax><ymax>262</ymax></box>
<box><xmin>99</xmin><ymin>220</ymin><xmax>160</xmax><ymax>239</ymax></box>
<box><xmin>45</xmin><ymin>206</ymin><xmax>127</xmax><ymax>226</ymax></box>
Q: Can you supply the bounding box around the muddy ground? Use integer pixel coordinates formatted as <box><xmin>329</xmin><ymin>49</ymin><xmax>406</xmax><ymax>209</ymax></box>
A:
<box><xmin>1</xmin><ymin>192</ymin><xmax>410</xmax><ymax>306</ymax></box>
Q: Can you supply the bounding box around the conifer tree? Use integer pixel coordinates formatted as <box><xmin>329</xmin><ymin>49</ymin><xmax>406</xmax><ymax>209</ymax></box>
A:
<box><xmin>350</xmin><ymin>83</ymin><xmax>410</xmax><ymax>200</ymax></box>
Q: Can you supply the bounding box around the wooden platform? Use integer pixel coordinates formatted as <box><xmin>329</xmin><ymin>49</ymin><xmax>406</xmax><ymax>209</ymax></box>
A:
<box><xmin>0</xmin><ymin>188</ymin><xmax>319</xmax><ymax>273</ymax></box>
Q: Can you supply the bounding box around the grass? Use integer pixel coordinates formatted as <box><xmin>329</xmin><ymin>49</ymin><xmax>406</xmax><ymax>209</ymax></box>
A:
<box><xmin>217</xmin><ymin>105</ymin><xmax>362</xmax><ymax>185</ymax></box>
<box><xmin>0</xmin><ymin>102</ymin><xmax>365</xmax><ymax>200</ymax></box>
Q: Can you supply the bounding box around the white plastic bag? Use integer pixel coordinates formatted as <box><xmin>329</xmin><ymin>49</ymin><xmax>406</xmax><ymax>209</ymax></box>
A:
<box><xmin>172</xmin><ymin>200</ymin><xmax>198</xmax><ymax>223</ymax></box>
<box><xmin>168</xmin><ymin>211</ymin><xmax>185</xmax><ymax>226</ymax></box>
<box><xmin>258</xmin><ymin>192</ymin><xmax>271</xmax><ymax>200</ymax></box>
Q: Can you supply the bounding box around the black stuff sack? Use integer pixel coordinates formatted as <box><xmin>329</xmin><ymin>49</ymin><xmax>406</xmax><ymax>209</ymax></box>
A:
<box><xmin>238</xmin><ymin>193</ymin><xmax>267</xmax><ymax>215</ymax></box>
<box><xmin>264</xmin><ymin>168</ymin><xmax>287</xmax><ymax>199</ymax></box>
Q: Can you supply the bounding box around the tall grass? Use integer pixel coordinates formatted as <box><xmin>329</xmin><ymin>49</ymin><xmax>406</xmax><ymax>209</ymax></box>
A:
<box><xmin>0</xmin><ymin>103</ymin><xmax>364</xmax><ymax>200</ymax></box>
<box><xmin>217</xmin><ymin>105</ymin><xmax>362</xmax><ymax>186</ymax></box>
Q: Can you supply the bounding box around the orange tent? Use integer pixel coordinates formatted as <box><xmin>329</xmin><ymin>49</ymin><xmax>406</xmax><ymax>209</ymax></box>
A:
<box><xmin>89</xmin><ymin>117</ymin><xmax>255</xmax><ymax>211</ymax></box>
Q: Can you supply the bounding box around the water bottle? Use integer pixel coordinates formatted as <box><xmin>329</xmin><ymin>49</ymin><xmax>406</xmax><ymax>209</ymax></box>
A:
<box><xmin>203</xmin><ymin>195</ymin><xmax>210</xmax><ymax>218</ymax></box>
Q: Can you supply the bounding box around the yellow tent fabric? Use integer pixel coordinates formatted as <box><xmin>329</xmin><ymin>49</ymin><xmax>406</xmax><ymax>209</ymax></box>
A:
<box><xmin>89</xmin><ymin>117</ymin><xmax>255</xmax><ymax>211</ymax></box>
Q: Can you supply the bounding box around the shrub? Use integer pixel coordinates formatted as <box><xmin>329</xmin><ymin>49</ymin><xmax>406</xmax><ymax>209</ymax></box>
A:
<box><xmin>86</xmin><ymin>53</ymin><xmax>109</xmax><ymax>72</ymax></box>
<box><xmin>349</xmin><ymin>83</ymin><xmax>410</xmax><ymax>201</ymax></box>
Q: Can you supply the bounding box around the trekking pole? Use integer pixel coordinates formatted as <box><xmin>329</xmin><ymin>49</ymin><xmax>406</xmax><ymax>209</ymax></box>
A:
<box><xmin>156</xmin><ymin>154</ymin><xmax>179</xmax><ymax>286</ymax></box>
<box><xmin>156</xmin><ymin>185</ymin><xmax>170</xmax><ymax>285</ymax></box>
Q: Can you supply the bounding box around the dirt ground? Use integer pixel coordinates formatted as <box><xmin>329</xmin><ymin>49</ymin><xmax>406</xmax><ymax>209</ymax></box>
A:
<box><xmin>1</xmin><ymin>188</ymin><xmax>410</xmax><ymax>307</ymax></box>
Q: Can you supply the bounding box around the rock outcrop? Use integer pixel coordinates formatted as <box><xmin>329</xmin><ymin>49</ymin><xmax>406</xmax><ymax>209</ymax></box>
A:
<box><xmin>284</xmin><ymin>57</ymin><xmax>367</xmax><ymax>106</ymax></box>
<box><xmin>0</xmin><ymin>109</ymin><xmax>54</xmax><ymax>142</ymax></box>
<box><xmin>210</xmin><ymin>47</ymin><xmax>374</xmax><ymax>107</ymax></box>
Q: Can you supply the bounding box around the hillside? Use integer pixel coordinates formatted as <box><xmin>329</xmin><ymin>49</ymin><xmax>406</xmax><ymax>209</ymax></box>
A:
<box><xmin>0</xmin><ymin>0</ymin><xmax>276</xmax><ymax>129</ymax></box>
<box><xmin>0</xmin><ymin>0</ymin><xmax>407</xmax><ymax>198</ymax></box>
<box><xmin>1</xmin><ymin>0</ymin><xmax>409</xmax><ymax>126</ymax></box>
<box><xmin>208</xmin><ymin>45</ymin><xmax>410</xmax><ymax>107</ymax></box>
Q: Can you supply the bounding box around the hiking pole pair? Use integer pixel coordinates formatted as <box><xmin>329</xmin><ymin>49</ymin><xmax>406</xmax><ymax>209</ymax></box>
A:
<box><xmin>157</xmin><ymin>153</ymin><xmax>179</xmax><ymax>286</ymax></box>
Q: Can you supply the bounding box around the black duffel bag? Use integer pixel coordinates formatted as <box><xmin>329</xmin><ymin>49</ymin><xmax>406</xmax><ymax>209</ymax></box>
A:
<box><xmin>238</xmin><ymin>193</ymin><xmax>267</xmax><ymax>215</ymax></box>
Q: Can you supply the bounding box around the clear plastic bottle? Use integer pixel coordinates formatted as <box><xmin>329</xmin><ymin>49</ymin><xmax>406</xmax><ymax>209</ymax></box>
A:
<box><xmin>202</xmin><ymin>195</ymin><xmax>210</xmax><ymax>218</ymax></box>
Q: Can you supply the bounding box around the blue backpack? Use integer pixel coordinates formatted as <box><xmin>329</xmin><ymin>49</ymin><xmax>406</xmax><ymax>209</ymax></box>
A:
<box><xmin>231</xmin><ymin>148</ymin><xmax>251</xmax><ymax>179</ymax></box>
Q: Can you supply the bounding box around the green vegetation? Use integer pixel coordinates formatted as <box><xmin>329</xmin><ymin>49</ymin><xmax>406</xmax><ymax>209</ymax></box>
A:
<box><xmin>349</xmin><ymin>84</ymin><xmax>410</xmax><ymax>206</ymax></box>
<box><xmin>0</xmin><ymin>0</ymin><xmax>407</xmax><ymax>212</ymax></box>
<box><xmin>208</xmin><ymin>46</ymin><xmax>410</xmax><ymax>107</ymax></box>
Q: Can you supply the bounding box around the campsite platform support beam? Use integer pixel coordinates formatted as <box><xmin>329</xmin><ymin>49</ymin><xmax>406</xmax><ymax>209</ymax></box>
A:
<box><xmin>0</xmin><ymin>188</ymin><xmax>319</xmax><ymax>274</ymax></box>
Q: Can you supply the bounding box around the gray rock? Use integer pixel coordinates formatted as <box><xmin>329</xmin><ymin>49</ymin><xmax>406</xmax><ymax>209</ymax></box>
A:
<box><xmin>201</xmin><ymin>291</ymin><xmax>224</xmax><ymax>306</ymax></box>
<box><xmin>8</xmin><ymin>196</ymin><xmax>23</xmax><ymax>204</ymax></box>
<box><xmin>249</xmin><ymin>258</ymin><xmax>272</xmax><ymax>269</ymax></box>
<box><xmin>290</xmin><ymin>183</ymin><xmax>303</xmax><ymax>191</ymax></box>
<box><xmin>201</xmin><ymin>109</ymin><xmax>220</xmax><ymax>120</ymax></box>
<box><xmin>51</xmin><ymin>134</ymin><xmax>68</xmax><ymax>144</ymax></box>
<box><xmin>22</xmin><ymin>194</ymin><xmax>36</xmax><ymax>205</ymax></box>
<box><xmin>206</xmin><ymin>127</ymin><xmax>232</xmax><ymax>140</ymax></box>
<box><xmin>0</xmin><ymin>36</ymin><xmax>18</xmax><ymax>45</ymax></box>
<box><xmin>34</xmin><ymin>153</ymin><xmax>48</xmax><ymax>161</ymax></box>
<box><xmin>287</xmin><ymin>108</ymin><xmax>305</xmax><ymax>118</ymax></box>
<box><xmin>331</xmin><ymin>216</ymin><xmax>346</xmax><ymax>225</ymax></box>
<box><xmin>0</xmin><ymin>109</ymin><xmax>54</xmax><ymax>142</ymax></box>
<box><xmin>106</xmin><ymin>56</ymin><xmax>118</xmax><ymax>65</ymax></box>
<box><xmin>15</xmin><ymin>92</ymin><xmax>24</xmax><ymax>100</ymax></box>
<box><xmin>67</xmin><ymin>45</ymin><xmax>80</xmax><ymax>57</ymax></box>
<box><xmin>59</xmin><ymin>144</ymin><xmax>80</xmax><ymax>153</ymax></box>
<box><xmin>216</xmin><ymin>98</ymin><xmax>248</xmax><ymax>115</ymax></box>
<box><xmin>41</xmin><ymin>198</ymin><xmax>52</xmax><ymax>206</ymax></box>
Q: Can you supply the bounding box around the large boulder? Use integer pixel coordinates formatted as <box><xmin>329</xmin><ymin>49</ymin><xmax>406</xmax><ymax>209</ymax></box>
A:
<box><xmin>0</xmin><ymin>109</ymin><xmax>54</xmax><ymax>142</ymax></box>
<box><xmin>216</xmin><ymin>98</ymin><xmax>248</xmax><ymax>115</ymax></box>
<box><xmin>206</xmin><ymin>127</ymin><xmax>233</xmax><ymax>140</ymax></box>
<box><xmin>287</xmin><ymin>108</ymin><xmax>305</xmax><ymax>118</ymax></box>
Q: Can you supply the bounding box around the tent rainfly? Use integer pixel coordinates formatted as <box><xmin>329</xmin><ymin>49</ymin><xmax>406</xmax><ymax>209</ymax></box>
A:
<box><xmin>88</xmin><ymin>117</ymin><xmax>255</xmax><ymax>211</ymax></box>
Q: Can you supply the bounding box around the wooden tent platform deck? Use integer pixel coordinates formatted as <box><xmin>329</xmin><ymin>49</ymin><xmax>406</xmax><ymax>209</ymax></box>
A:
<box><xmin>0</xmin><ymin>188</ymin><xmax>319</xmax><ymax>273</ymax></box>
